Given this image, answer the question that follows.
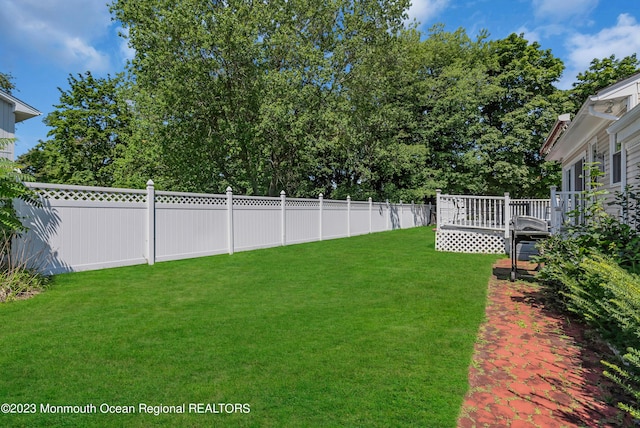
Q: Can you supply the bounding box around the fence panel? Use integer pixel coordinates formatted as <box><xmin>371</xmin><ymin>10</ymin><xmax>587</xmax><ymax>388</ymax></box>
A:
<box><xmin>155</xmin><ymin>192</ymin><xmax>228</xmax><ymax>262</ymax></box>
<box><xmin>285</xmin><ymin>199</ymin><xmax>320</xmax><ymax>244</ymax></box>
<box><xmin>15</xmin><ymin>182</ymin><xmax>432</xmax><ymax>274</ymax></box>
<box><xmin>371</xmin><ymin>202</ymin><xmax>389</xmax><ymax>232</ymax></box>
<box><xmin>322</xmin><ymin>200</ymin><xmax>349</xmax><ymax>239</ymax></box>
<box><xmin>233</xmin><ymin>196</ymin><xmax>282</xmax><ymax>252</ymax></box>
<box><xmin>350</xmin><ymin>201</ymin><xmax>370</xmax><ymax>236</ymax></box>
<box><xmin>16</xmin><ymin>184</ymin><xmax>147</xmax><ymax>274</ymax></box>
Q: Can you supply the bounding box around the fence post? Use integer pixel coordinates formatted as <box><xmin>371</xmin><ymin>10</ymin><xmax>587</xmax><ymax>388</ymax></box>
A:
<box><xmin>280</xmin><ymin>190</ymin><xmax>286</xmax><ymax>246</ymax></box>
<box><xmin>227</xmin><ymin>186</ymin><xmax>234</xmax><ymax>255</ymax></box>
<box><xmin>550</xmin><ymin>185</ymin><xmax>557</xmax><ymax>234</ymax></box>
<box><xmin>411</xmin><ymin>201</ymin><xmax>418</xmax><ymax>227</ymax></box>
<box><xmin>347</xmin><ymin>195</ymin><xmax>351</xmax><ymax>237</ymax></box>
<box><xmin>436</xmin><ymin>189</ymin><xmax>441</xmax><ymax>230</ymax></box>
<box><xmin>368</xmin><ymin>197</ymin><xmax>372</xmax><ymax>233</ymax></box>
<box><xmin>504</xmin><ymin>192</ymin><xmax>511</xmax><ymax>240</ymax></box>
<box><xmin>386</xmin><ymin>199</ymin><xmax>390</xmax><ymax>230</ymax></box>
<box><xmin>399</xmin><ymin>200</ymin><xmax>403</xmax><ymax>229</ymax></box>
<box><xmin>319</xmin><ymin>193</ymin><xmax>324</xmax><ymax>241</ymax></box>
<box><xmin>146</xmin><ymin>179</ymin><xmax>155</xmax><ymax>266</ymax></box>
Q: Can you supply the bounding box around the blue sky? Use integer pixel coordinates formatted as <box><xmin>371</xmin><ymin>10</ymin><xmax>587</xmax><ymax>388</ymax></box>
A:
<box><xmin>1</xmin><ymin>0</ymin><xmax>639</xmax><ymax>157</ymax></box>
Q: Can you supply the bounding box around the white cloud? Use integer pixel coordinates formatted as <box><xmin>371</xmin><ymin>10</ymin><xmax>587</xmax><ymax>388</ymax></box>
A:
<box><xmin>567</xmin><ymin>13</ymin><xmax>640</xmax><ymax>69</ymax></box>
<box><xmin>532</xmin><ymin>0</ymin><xmax>598</xmax><ymax>22</ymax></box>
<box><xmin>559</xmin><ymin>13</ymin><xmax>640</xmax><ymax>87</ymax></box>
<box><xmin>406</xmin><ymin>0</ymin><xmax>450</xmax><ymax>26</ymax></box>
<box><xmin>0</xmin><ymin>0</ymin><xmax>113</xmax><ymax>72</ymax></box>
<box><xmin>515</xmin><ymin>26</ymin><xmax>541</xmax><ymax>44</ymax></box>
<box><xmin>116</xmin><ymin>27</ymin><xmax>136</xmax><ymax>65</ymax></box>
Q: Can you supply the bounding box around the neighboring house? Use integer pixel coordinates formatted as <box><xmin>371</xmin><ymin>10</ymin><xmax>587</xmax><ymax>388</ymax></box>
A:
<box><xmin>0</xmin><ymin>90</ymin><xmax>41</xmax><ymax>160</ymax></box>
<box><xmin>542</xmin><ymin>72</ymin><xmax>640</xmax><ymax>216</ymax></box>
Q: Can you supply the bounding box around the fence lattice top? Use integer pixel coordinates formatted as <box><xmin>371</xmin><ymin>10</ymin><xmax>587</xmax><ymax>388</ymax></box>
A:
<box><xmin>34</xmin><ymin>187</ymin><xmax>147</xmax><ymax>204</ymax></box>
<box><xmin>155</xmin><ymin>194</ymin><xmax>226</xmax><ymax>205</ymax></box>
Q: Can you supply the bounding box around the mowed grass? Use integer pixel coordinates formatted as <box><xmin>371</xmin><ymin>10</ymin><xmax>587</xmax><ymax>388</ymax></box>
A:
<box><xmin>0</xmin><ymin>228</ymin><xmax>499</xmax><ymax>427</ymax></box>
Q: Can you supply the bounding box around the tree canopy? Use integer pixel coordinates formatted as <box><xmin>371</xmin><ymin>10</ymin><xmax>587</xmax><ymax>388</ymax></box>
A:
<box><xmin>0</xmin><ymin>72</ymin><xmax>15</xmax><ymax>94</ymax></box>
<box><xmin>16</xmin><ymin>2</ymin><xmax>640</xmax><ymax>200</ymax></box>
<box><xmin>19</xmin><ymin>72</ymin><xmax>131</xmax><ymax>186</ymax></box>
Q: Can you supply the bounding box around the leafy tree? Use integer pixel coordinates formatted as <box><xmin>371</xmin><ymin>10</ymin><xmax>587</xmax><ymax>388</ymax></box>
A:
<box><xmin>472</xmin><ymin>33</ymin><xmax>568</xmax><ymax>197</ymax></box>
<box><xmin>0</xmin><ymin>139</ymin><xmax>38</xmax><ymax>236</ymax></box>
<box><xmin>18</xmin><ymin>72</ymin><xmax>132</xmax><ymax>187</ymax></box>
<box><xmin>570</xmin><ymin>54</ymin><xmax>640</xmax><ymax>110</ymax></box>
<box><xmin>414</xmin><ymin>26</ymin><xmax>497</xmax><ymax>197</ymax></box>
<box><xmin>110</xmin><ymin>0</ymin><xmax>412</xmax><ymax>197</ymax></box>
<box><xmin>0</xmin><ymin>72</ymin><xmax>15</xmax><ymax>94</ymax></box>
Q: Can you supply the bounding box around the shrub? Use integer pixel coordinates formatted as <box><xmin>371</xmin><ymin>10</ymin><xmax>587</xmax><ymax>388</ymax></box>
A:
<box><xmin>536</xmin><ymin>165</ymin><xmax>640</xmax><ymax>418</ymax></box>
<box><xmin>0</xmin><ymin>138</ymin><xmax>47</xmax><ymax>302</ymax></box>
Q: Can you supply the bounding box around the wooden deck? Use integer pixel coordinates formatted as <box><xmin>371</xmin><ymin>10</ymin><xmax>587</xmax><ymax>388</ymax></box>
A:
<box><xmin>435</xmin><ymin>188</ymin><xmax>577</xmax><ymax>254</ymax></box>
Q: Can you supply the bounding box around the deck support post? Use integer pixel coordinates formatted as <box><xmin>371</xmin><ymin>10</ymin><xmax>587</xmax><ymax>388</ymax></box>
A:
<box><xmin>435</xmin><ymin>189</ymin><xmax>441</xmax><ymax>231</ymax></box>
<box><xmin>503</xmin><ymin>192</ymin><xmax>511</xmax><ymax>240</ymax></box>
<box><xmin>550</xmin><ymin>186</ymin><xmax>558</xmax><ymax>234</ymax></box>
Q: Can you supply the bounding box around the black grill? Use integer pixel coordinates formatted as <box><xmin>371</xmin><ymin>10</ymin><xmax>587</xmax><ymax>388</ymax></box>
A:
<box><xmin>510</xmin><ymin>215</ymin><xmax>550</xmax><ymax>281</ymax></box>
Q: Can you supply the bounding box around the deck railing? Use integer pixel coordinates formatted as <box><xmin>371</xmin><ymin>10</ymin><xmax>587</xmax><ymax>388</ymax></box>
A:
<box><xmin>436</xmin><ymin>187</ymin><xmax>588</xmax><ymax>236</ymax></box>
<box><xmin>436</xmin><ymin>191</ymin><xmax>552</xmax><ymax>238</ymax></box>
<box><xmin>549</xmin><ymin>187</ymin><xmax>584</xmax><ymax>233</ymax></box>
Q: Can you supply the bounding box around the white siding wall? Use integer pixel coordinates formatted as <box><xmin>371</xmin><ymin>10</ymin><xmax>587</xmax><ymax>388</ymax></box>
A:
<box><xmin>627</xmin><ymin>140</ymin><xmax>640</xmax><ymax>189</ymax></box>
<box><xmin>0</xmin><ymin>99</ymin><xmax>15</xmax><ymax>159</ymax></box>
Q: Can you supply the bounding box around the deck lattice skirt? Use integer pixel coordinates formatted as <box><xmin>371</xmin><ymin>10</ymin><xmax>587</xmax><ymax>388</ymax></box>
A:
<box><xmin>436</xmin><ymin>229</ymin><xmax>506</xmax><ymax>254</ymax></box>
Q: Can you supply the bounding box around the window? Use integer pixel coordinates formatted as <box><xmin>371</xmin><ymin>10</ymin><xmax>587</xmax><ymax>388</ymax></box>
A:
<box><xmin>590</xmin><ymin>141</ymin><xmax>605</xmax><ymax>179</ymax></box>
<box><xmin>564</xmin><ymin>159</ymin><xmax>585</xmax><ymax>192</ymax></box>
<box><xmin>612</xmin><ymin>135</ymin><xmax>622</xmax><ymax>184</ymax></box>
<box><xmin>573</xmin><ymin>159</ymin><xmax>584</xmax><ymax>192</ymax></box>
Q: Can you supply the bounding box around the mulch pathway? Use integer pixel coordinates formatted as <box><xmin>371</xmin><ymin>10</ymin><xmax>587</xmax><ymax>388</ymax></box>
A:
<box><xmin>457</xmin><ymin>259</ymin><xmax>634</xmax><ymax>428</ymax></box>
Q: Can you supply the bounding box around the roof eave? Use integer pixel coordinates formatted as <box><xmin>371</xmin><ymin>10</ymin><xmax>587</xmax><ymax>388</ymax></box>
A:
<box><xmin>0</xmin><ymin>90</ymin><xmax>41</xmax><ymax>123</ymax></box>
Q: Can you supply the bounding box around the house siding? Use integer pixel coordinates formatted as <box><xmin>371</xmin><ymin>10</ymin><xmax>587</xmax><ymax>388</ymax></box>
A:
<box><xmin>0</xmin><ymin>98</ymin><xmax>15</xmax><ymax>159</ymax></box>
<box><xmin>627</xmin><ymin>141</ymin><xmax>640</xmax><ymax>189</ymax></box>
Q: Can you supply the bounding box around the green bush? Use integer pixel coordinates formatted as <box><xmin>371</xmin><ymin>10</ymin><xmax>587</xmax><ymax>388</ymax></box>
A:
<box><xmin>537</xmin><ymin>165</ymin><xmax>640</xmax><ymax>418</ymax></box>
<box><xmin>0</xmin><ymin>138</ymin><xmax>47</xmax><ymax>302</ymax></box>
<box><xmin>603</xmin><ymin>347</ymin><xmax>640</xmax><ymax>419</ymax></box>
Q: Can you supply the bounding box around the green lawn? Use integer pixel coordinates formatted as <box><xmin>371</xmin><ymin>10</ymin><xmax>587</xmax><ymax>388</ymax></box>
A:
<box><xmin>0</xmin><ymin>228</ymin><xmax>499</xmax><ymax>427</ymax></box>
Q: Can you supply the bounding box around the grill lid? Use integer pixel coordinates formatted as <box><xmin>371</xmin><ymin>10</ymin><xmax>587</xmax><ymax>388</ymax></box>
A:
<box><xmin>511</xmin><ymin>215</ymin><xmax>549</xmax><ymax>232</ymax></box>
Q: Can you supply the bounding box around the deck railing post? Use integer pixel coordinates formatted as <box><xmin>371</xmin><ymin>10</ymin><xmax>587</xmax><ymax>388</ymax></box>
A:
<box><xmin>550</xmin><ymin>186</ymin><xmax>558</xmax><ymax>233</ymax></box>
<box><xmin>436</xmin><ymin>189</ymin><xmax>441</xmax><ymax>230</ymax></box>
<box><xmin>146</xmin><ymin>179</ymin><xmax>155</xmax><ymax>266</ymax></box>
<box><xmin>227</xmin><ymin>186</ymin><xmax>234</xmax><ymax>255</ymax></box>
<box><xmin>503</xmin><ymin>192</ymin><xmax>511</xmax><ymax>240</ymax></box>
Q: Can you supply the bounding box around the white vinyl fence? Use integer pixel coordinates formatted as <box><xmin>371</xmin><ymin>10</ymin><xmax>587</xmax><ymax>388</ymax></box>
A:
<box><xmin>14</xmin><ymin>181</ymin><xmax>433</xmax><ymax>274</ymax></box>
